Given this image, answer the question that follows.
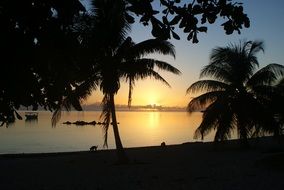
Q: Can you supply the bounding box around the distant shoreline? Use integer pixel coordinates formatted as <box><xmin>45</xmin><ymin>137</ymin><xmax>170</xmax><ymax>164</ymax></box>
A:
<box><xmin>17</xmin><ymin>109</ymin><xmax>189</xmax><ymax>112</ymax></box>
<box><xmin>18</xmin><ymin>105</ymin><xmax>189</xmax><ymax>112</ymax></box>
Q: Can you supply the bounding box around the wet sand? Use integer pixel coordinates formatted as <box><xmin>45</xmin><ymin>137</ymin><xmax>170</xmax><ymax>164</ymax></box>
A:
<box><xmin>0</xmin><ymin>137</ymin><xmax>283</xmax><ymax>190</ymax></box>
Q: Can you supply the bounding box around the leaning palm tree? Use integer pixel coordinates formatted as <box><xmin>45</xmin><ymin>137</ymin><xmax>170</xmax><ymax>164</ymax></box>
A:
<box><xmin>187</xmin><ymin>40</ymin><xmax>284</xmax><ymax>146</ymax></box>
<box><xmin>52</xmin><ymin>0</ymin><xmax>180</xmax><ymax>163</ymax></box>
<box><xmin>98</xmin><ymin>37</ymin><xmax>180</xmax><ymax>162</ymax></box>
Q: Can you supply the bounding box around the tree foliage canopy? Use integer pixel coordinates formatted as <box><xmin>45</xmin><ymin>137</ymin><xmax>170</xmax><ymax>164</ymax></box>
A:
<box><xmin>0</xmin><ymin>0</ymin><xmax>249</xmax><ymax>125</ymax></box>
<box><xmin>126</xmin><ymin>0</ymin><xmax>250</xmax><ymax>42</ymax></box>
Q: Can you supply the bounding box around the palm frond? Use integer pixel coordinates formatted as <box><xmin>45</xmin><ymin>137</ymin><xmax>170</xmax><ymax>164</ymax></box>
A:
<box><xmin>235</xmin><ymin>113</ymin><xmax>253</xmax><ymax>140</ymax></box>
<box><xmin>129</xmin><ymin>39</ymin><xmax>176</xmax><ymax>59</ymax></box>
<box><xmin>51</xmin><ymin>98</ymin><xmax>72</xmax><ymax>127</ymax></box>
<box><xmin>152</xmin><ymin>60</ymin><xmax>181</xmax><ymax>74</ymax></box>
<box><xmin>194</xmin><ymin>106</ymin><xmax>219</xmax><ymax>140</ymax></box>
<box><xmin>208</xmin><ymin>41</ymin><xmax>264</xmax><ymax>84</ymax></box>
<box><xmin>277</xmin><ymin>77</ymin><xmax>284</xmax><ymax>86</ymax></box>
<box><xmin>121</xmin><ymin>58</ymin><xmax>180</xmax><ymax>108</ymax></box>
<box><xmin>247</xmin><ymin>63</ymin><xmax>284</xmax><ymax>88</ymax></box>
<box><xmin>194</xmin><ymin>117</ymin><xmax>218</xmax><ymax>140</ymax></box>
<box><xmin>233</xmin><ymin>41</ymin><xmax>263</xmax><ymax>82</ymax></box>
<box><xmin>214</xmin><ymin>111</ymin><xmax>235</xmax><ymax>141</ymax></box>
<box><xmin>51</xmin><ymin>75</ymin><xmax>99</xmax><ymax>126</ymax></box>
<box><xmin>250</xmin><ymin>85</ymin><xmax>275</xmax><ymax>102</ymax></box>
<box><xmin>187</xmin><ymin>91</ymin><xmax>225</xmax><ymax>113</ymax></box>
<box><xmin>145</xmin><ymin>69</ymin><xmax>171</xmax><ymax>87</ymax></box>
<box><xmin>209</xmin><ymin>47</ymin><xmax>235</xmax><ymax>69</ymax></box>
<box><xmin>52</xmin><ymin>108</ymin><xmax>62</xmax><ymax>127</ymax></box>
<box><xmin>194</xmin><ymin>96</ymin><xmax>234</xmax><ymax>141</ymax></box>
<box><xmin>200</xmin><ymin>62</ymin><xmax>232</xmax><ymax>82</ymax></box>
<box><xmin>240</xmin><ymin>55</ymin><xmax>259</xmax><ymax>83</ymax></box>
<box><xmin>186</xmin><ymin>80</ymin><xmax>228</xmax><ymax>94</ymax></box>
<box><xmin>121</xmin><ymin>59</ymin><xmax>175</xmax><ymax>87</ymax></box>
<box><xmin>73</xmin><ymin>74</ymin><xmax>99</xmax><ymax>101</ymax></box>
<box><xmin>121</xmin><ymin>58</ymin><xmax>180</xmax><ymax>75</ymax></box>
<box><xmin>247</xmin><ymin>40</ymin><xmax>264</xmax><ymax>56</ymax></box>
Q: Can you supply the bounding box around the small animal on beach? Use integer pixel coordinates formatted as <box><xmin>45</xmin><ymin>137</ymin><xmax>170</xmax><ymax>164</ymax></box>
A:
<box><xmin>89</xmin><ymin>145</ymin><xmax>98</xmax><ymax>151</ymax></box>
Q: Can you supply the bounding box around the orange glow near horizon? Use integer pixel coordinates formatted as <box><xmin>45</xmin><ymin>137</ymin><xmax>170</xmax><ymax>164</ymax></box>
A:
<box><xmin>86</xmin><ymin>79</ymin><xmax>190</xmax><ymax>107</ymax></box>
<box><xmin>145</xmin><ymin>91</ymin><xmax>160</xmax><ymax>106</ymax></box>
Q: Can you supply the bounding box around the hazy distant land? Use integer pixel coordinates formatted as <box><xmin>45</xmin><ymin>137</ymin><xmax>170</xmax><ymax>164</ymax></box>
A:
<box><xmin>83</xmin><ymin>103</ymin><xmax>187</xmax><ymax>112</ymax></box>
<box><xmin>20</xmin><ymin>103</ymin><xmax>188</xmax><ymax>112</ymax></box>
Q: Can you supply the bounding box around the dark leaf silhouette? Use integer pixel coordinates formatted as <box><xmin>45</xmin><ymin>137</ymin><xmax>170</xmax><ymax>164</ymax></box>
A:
<box><xmin>171</xmin><ymin>30</ymin><xmax>180</xmax><ymax>40</ymax></box>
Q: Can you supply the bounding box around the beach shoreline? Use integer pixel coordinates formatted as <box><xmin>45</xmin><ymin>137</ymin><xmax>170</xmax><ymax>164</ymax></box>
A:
<box><xmin>0</xmin><ymin>136</ymin><xmax>281</xmax><ymax>157</ymax></box>
<box><xmin>0</xmin><ymin>136</ymin><xmax>283</xmax><ymax>190</ymax></box>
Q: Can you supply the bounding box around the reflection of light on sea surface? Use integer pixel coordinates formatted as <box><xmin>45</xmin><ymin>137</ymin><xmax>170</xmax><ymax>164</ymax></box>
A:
<box><xmin>0</xmin><ymin>111</ymin><xmax>220</xmax><ymax>154</ymax></box>
<box><xmin>148</xmin><ymin>111</ymin><xmax>160</xmax><ymax>128</ymax></box>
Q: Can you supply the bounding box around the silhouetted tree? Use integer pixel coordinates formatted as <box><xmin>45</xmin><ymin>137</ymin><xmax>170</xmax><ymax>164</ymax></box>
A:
<box><xmin>0</xmin><ymin>0</ymin><xmax>86</xmax><ymax>126</ymax></box>
<box><xmin>0</xmin><ymin>0</ymin><xmax>249</xmax><ymax>126</ymax></box>
<box><xmin>261</xmin><ymin>76</ymin><xmax>284</xmax><ymax>135</ymax></box>
<box><xmin>52</xmin><ymin>0</ymin><xmax>181</xmax><ymax>163</ymax></box>
<box><xmin>126</xmin><ymin>0</ymin><xmax>250</xmax><ymax>42</ymax></box>
<box><xmin>275</xmin><ymin>78</ymin><xmax>284</xmax><ymax>132</ymax></box>
<box><xmin>187</xmin><ymin>41</ymin><xmax>284</xmax><ymax>146</ymax></box>
<box><xmin>246</xmin><ymin>64</ymin><xmax>284</xmax><ymax>137</ymax></box>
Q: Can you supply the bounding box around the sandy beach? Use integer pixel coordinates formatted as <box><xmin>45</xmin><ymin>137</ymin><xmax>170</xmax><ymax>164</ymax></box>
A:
<box><xmin>0</xmin><ymin>137</ymin><xmax>283</xmax><ymax>190</ymax></box>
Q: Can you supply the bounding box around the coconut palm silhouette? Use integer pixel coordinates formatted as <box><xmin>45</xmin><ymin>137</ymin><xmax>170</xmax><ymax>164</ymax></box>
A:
<box><xmin>187</xmin><ymin>40</ymin><xmax>284</xmax><ymax>147</ymax></box>
<box><xmin>52</xmin><ymin>0</ymin><xmax>180</xmax><ymax>163</ymax></box>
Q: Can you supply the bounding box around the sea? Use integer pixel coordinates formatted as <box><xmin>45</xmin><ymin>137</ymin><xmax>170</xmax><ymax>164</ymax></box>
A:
<box><xmin>0</xmin><ymin>111</ymin><xmax>223</xmax><ymax>154</ymax></box>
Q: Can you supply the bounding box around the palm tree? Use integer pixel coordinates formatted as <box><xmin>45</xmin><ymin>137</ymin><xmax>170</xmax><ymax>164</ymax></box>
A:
<box><xmin>246</xmin><ymin>64</ymin><xmax>284</xmax><ymax>136</ymax></box>
<box><xmin>52</xmin><ymin>0</ymin><xmax>180</xmax><ymax>163</ymax></box>
<box><xmin>187</xmin><ymin>40</ymin><xmax>284</xmax><ymax>146</ymax></box>
<box><xmin>275</xmin><ymin>78</ymin><xmax>284</xmax><ymax>132</ymax></box>
<box><xmin>265</xmin><ymin>76</ymin><xmax>284</xmax><ymax>134</ymax></box>
<box><xmin>97</xmin><ymin>37</ymin><xmax>180</xmax><ymax>162</ymax></box>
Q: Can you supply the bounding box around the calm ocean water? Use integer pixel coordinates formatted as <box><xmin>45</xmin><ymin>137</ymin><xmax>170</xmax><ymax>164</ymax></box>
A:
<box><xmin>0</xmin><ymin>111</ymin><xmax>219</xmax><ymax>154</ymax></box>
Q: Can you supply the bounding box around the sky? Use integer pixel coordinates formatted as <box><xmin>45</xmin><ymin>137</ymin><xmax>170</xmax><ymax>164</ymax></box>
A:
<box><xmin>83</xmin><ymin>0</ymin><xmax>284</xmax><ymax>107</ymax></box>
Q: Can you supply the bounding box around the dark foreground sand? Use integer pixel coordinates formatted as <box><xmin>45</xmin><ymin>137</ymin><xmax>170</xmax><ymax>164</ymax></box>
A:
<box><xmin>0</xmin><ymin>137</ymin><xmax>284</xmax><ymax>190</ymax></box>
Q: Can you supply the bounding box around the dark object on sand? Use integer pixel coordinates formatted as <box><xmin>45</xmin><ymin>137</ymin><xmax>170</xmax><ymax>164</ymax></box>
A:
<box><xmin>90</xmin><ymin>145</ymin><xmax>98</xmax><ymax>151</ymax></box>
<box><xmin>161</xmin><ymin>142</ymin><xmax>166</xmax><ymax>147</ymax></box>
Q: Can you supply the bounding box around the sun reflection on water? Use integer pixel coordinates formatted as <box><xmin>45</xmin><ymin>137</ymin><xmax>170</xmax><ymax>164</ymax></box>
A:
<box><xmin>148</xmin><ymin>111</ymin><xmax>160</xmax><ymax>128</ymax></box>
<box><xmin>0</xmin><ymin>111</ymin><xmax>208</xmax><ymax>153</ymax></box>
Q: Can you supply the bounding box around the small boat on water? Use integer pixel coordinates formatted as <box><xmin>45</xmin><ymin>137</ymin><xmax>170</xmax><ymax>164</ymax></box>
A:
<box><xmin>25</xmin><ymin>112</ymin><xmax>38</xmax><ymax>120</ymax></box>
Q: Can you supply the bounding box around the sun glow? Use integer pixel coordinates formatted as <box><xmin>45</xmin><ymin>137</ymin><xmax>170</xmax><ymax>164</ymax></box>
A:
<box><xmin>147</xmin><ymin>92</ymin><xmax>160</xmax><ymax>106</ymax></box>
<box><xmin>86</xmin><ymin>79</ymin><xmax>189</xmax><ymax>107</ymax></box>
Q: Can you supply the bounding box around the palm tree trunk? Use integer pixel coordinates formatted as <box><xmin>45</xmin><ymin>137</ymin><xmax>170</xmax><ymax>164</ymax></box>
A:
<box><xmin>238</xmin><ymin>122</ymin><xmax>249</xmax><ymax>149</ymax></box>
<box><xmin>109</xmin><ymin>93</ymin><xmax>129</xmax><ymax>163</ymax></box>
